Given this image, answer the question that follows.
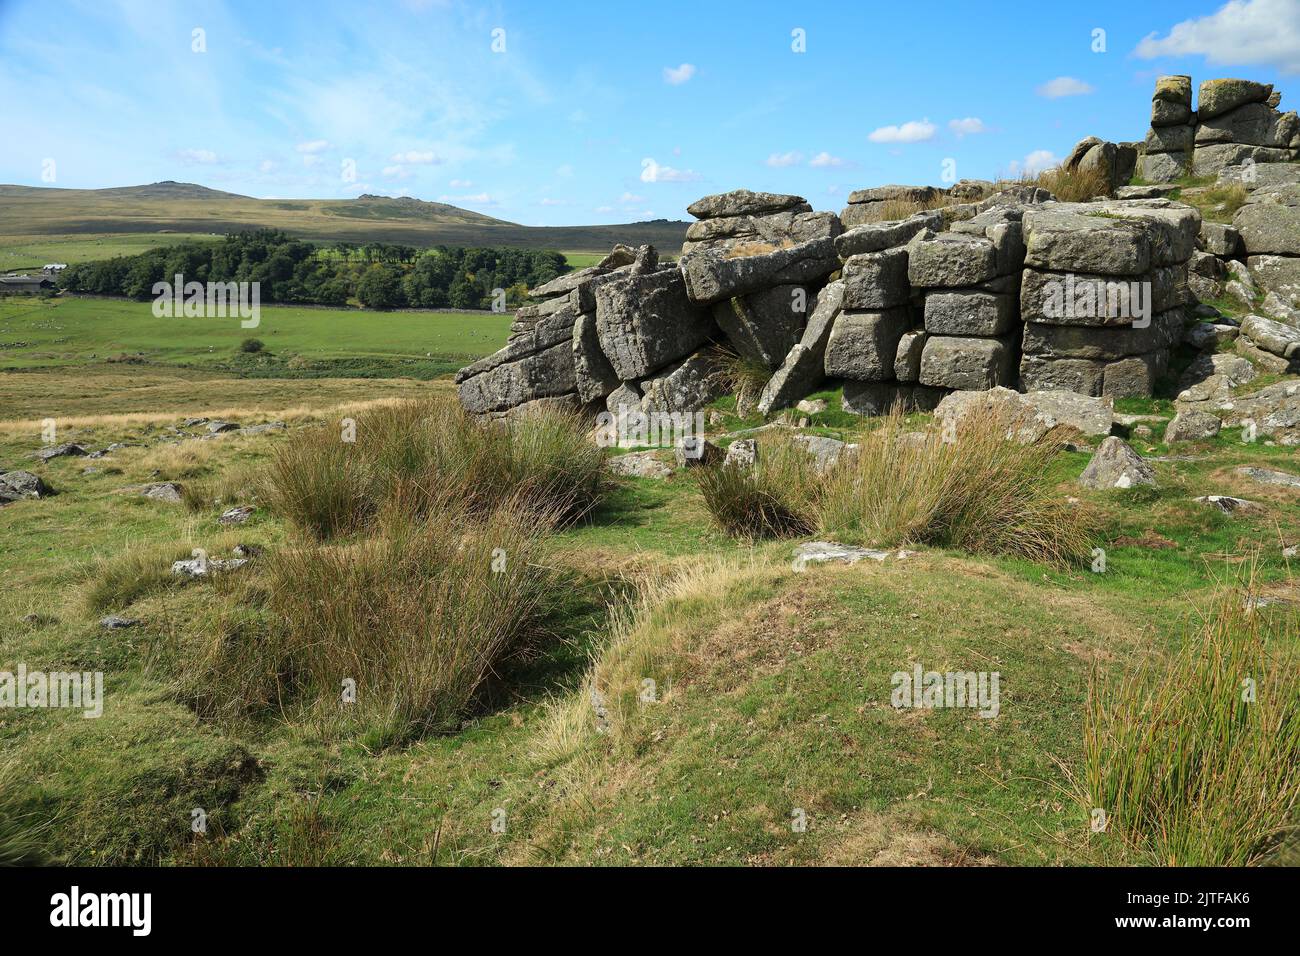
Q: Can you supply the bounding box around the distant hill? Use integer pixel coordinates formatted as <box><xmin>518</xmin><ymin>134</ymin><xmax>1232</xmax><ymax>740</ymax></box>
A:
<box><xmin>0</xmin><ymin>182</ymin><xmax>690</xmax><ymax>253</ymax></box>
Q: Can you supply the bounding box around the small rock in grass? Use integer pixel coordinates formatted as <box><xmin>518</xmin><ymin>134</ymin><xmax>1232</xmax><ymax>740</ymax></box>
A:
<box><xmin>1078</xmin><ymin>437</ymin><xmax>1157</xmax><ymax>490</ymax></box>
<box><xmin>1193</xmin><ymin>495</ymin><xmax>1263</xmax><ymax>515</ymax></box>
<box><xmin>218</xmin><ymin>505</ymin><xmax>256</xmax><ymax>525</ymax></box>
<box><xmin>171</xmin><ymin>557</ymin><xmax>249</xmax><ymax>578</ymax></box>
<box><xmin>100</xmin><ymin>615</ymin><xmax>140</xmax><ymax>630</ymax></box>
<box><xmin>674</xmin><ymin>436</ymin><xmax>722</xmax><ymax>468</ymax></box>
<box><xmin>1164</xmin><ymin>410</ymin><xmax>1222</xmax><ymax>443</ymax></box>
<box><xmin>606</xmin><ymin>451</ymin><xmax>673</xmax><ymax>479</ymax></box>
<box><xmin>1235</xmin><ymin>466</ymin><xmax>1300</xmax><ymax>488</ymax></box>
<box><xmin>723</xmin><ymin>438</ymin><xmax>758</xmax><ymax>468</ymax></box>
<box><xmin>207</xmin><ymin>421</ymin><xmax>240</xmax><ymax>434</ymax></box>
<box><xmin>795</xmin><ymin>399</ymin><xmax>828</xmax><ymax>415</ymax></box>
<box><xmin>793</xmin><ymin>541</ymin><xmax>913</xmax><ymax>566</ymax></box>
<box><xmin>141</xmin><ymin>482</ymin><xmax>184</xmax><ymax>503</ymax></box>
<box><xmin>34</xmin><ymin>443</ymin><xmax>87</xmax><ymax>461</ymax></box>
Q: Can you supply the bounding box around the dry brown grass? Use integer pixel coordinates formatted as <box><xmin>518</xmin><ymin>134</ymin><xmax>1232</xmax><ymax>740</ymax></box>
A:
<box><xmin>723</xmin><ymin>239</ymin><xmax>796</xmax><ymax>258</ymax></box>
<box><xmin>858</xmin><ymin>194</ymin><xmax>958</xmax><ymax>224</ymax></box>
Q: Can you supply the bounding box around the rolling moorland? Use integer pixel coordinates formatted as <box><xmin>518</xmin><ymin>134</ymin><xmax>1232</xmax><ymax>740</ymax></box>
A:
<box><xmin>0</xmin><ymin>284</ymin><xmax>1297</xmax><ymax>867</ymax></box>
<box><xmin>0</xmin><ymin>182</ymin><xmax>690</xmax><ymax>266</ymax></box>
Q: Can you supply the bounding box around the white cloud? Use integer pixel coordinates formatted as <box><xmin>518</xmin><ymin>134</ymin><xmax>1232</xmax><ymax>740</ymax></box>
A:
<box><xmin>808</xmin><ymin>151</ymin><xmax>846</xmax><ymax>167</ymax></box>
<box><xmin>1036</xmin><ymin>77</ymin><xmax>1094</xmax><ymax>98</ymax></box>
<box><xmin>295</xmin><ymin>139</ymin><xmax>330</xmax><ymax>154</ymax></box>
<box><xmin>765</xmin><ymin>151</ymin><xmax>804</xmax><ymax>167</ymax></box>
<box><xmin>948</xmin><ymin>117</ymin><xmax>987</xmax><ymax>137</ymax></box>
<box><xmin>1134</xmin><ymin>0</ymin><xmax>1300</xmax><ymax>73</ymax></box>
<box><xmin>1012</xmin><ymin>150</ymin><xmax>1060</xmax><ymax>175</ymax></box>
<box><xmin>258</xmin><ymin>159</ymin><xmax>276</xmax><ymax>173</ymax></box>
<box><xmin>663</xmin><ymin>63</ymin><xmax>696</xmax><ymax>85</ymax></box>
<box><xmin>867</xmin><ymin>119</ymin><xmax>937</xmax><ymax>144</ymax></box>
<box><xmin>382</xmin><ymin>165</ymin><xmax>411</xmax><ymax>178</ymax></box>
<box><xmin>538</xmin><ymin>198</ymin><xmax>567</xmax><ymax>206</ymax></box>
<box><xmin>449</xmin><ymin>178</ymin><xmax>473</xmax><ymax>188</ymax></box>
<box><xmin>389</xmin><ymin>150</ymin><xmax>440</xmax><ymax>164</ymax></box>
<box><xmin>594</xmin><ymin>205</ymin><xmax>614</xmax><ymax>213</ymax></box>
<box><xmin>176</xmin><ymin>148</ymin><xmax>218</xmax><ymax>164</ymax></box>
<box><xmin>640</xmin><ymin>157</ymin><xmax>701</xmax><ymax>183</ymax></box>
<box><xmin>302</xmin><ymin>155</ymin><xmax>322</xmax><ymax>167</ymax></box>
<box><xmin>619</xmin><ymin>191</ymin><xmax>645</xmax><ymax>204</ymax></box>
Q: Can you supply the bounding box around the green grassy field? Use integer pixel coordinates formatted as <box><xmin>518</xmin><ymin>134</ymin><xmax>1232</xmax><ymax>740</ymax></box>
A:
<box><xmin>0</xmin><ymin>296</ymin><xmax>511</xmax><ymax>374</ymax></box>
<box><xmin>0</xmin><ymin>233</ymin><xmax>220</xmax><ymax>272</ymax></box>
<box><xmin>1</xmin><ymin>376</ymin><xmax>1296</xmax><ymax>866</ymax></box>
<box><xmin>1</xmin><ymin>288</ymin><xmax>1297</xmax><ymax>868</ymax></box>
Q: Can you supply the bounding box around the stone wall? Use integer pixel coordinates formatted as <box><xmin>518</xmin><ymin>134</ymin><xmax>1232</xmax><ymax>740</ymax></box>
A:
<box><xmin>457</xmin><ymin>76</ymin><xmax>1298</xmax><ymax>422</ymax></box>
<box><xmin>1139</xmin><ymin>75</ymin><xmax>1299</xmax><ymax>182</ymax></box>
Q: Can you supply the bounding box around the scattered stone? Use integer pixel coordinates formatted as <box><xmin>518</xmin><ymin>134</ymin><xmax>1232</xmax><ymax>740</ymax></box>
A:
<box><xmin>219</xmin><ymin>506</ymin><xmax>256</xmax><ymax>525</ymax></box>
<box><xmin>1235</xmin><ymin>466</ymin><xmax>1300</xmax><ymax>488</ymax></box>
<box><xmin>1164</xmin><ymin>410</ymin><xmax>1222</xmax><ymax>443</ymax></box>
<box><xmin>231</xmin><ymin>543</ymin><xmax>264</xmax><ymax>559</ymax></box>
<box><xmin>934</xmin><ymin>387</ymin><xmax>1114</xmax><ymax>441</ymax></box>
<box><xmin>674</xmin><ymin>436</ymin><xmax>722</xmax><ymax>468</ymax></box>
<box><xmin>34</xmin><ymin>443</ymin><xmax>87</xmax><ymax>461</ymax></box>
<box><xmin>140</xmin><ymin>482</ymin><xmax>184</xmax><ymax>503</ymax></box>
<box><xmin>1078</xmin><ymin>437</ymin><xmax>1157</xmax><ymax>489</ymax></box>
<box><xmin>1115</xmin><ymin>184</ymin><xmax>1179</xmax><ymax>200</ymax></box>
<box><xmin>1241</xmin><ymin>313</ymin><xmax>1300</xmax><ymax>359</ymax></box>
<box><xmin>795</xmin><ymin>398</ymin><xmax>827</xmax><ymax>415</ymax></box>
<box><xmin>242</xmin><ymin>421</ymin><xmax>287</xmax><ymax>436</ymax></box>
<box><xmin>181</xmin><ymin>417</ymin><xmax>209</xmax><ymax>427</ymax></box>
<box><xmin>723</xmin><ymin>438</ymin><xmax>758</xmax><ymax>468</ymax></box>
<box><xmin>100</xmin><ymin>615</ymin><xmax>140</xmax><ymax>630</ymax></box>
<box><xmin>0</xmin><ymin>470</ymin><xmax>51</xmax><ymax>500</ymax></box>
<box><xmin>792</xmin><ymin>541</ymin><xmax>912</xmax><ymax>566</ymax></box>
<box><xmin>1194</xmin><ymin>494</ymin><xmax>1263</xmax><ymax>514</ymax></box>
<box><xmin>606</xmin><ymin>451</ymin><xmax>673</xmax><ymax>479</ymax></box>
<box><xmin>207</xmin><ymin>421</ymin><xmax>240</xmax><ymax>434</ymax></box>
<box><xmin>793</xmin><ymin>434</ymin><xmax>855</xmax><ymax>473</ymax></box>
<box><xmin>171</xmin><ymin>556</ymin><xmax>249</xmax><ymax>578</ymax></box>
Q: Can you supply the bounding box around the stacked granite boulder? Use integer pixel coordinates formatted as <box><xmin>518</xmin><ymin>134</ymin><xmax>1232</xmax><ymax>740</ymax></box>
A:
<box><xmin>457</xmin><ymin>244</ymin><xmax>715</xmax><ymax>418</ymax></box>
<box><xmin>679</xmin><ymin>189</ymin><xmax>841</xmax><ymax>373</ymax></box>
<box><xmin>1018</xmin><ymin>199</ymin><xmax>1199</xmax><ymax>397</ymax></box>
<box><xmin>1061</xmin><ymin>136</ymin><xmax>1139</xmax><ymax>196</ymax></box>
<box><xmin>1139</xmin><ymin>75</ymin><xmax>1197</xmax><ymax>183</ymax></box>
<box><xmin>1194</xmin><ymin>79</ymin><xmax>1299</xmax><ymax>176</ymax></box>
<box><xmin>1138</xmin><ymin>75</ymin><xmax>1299</xmax><ymax>183</ymax></box>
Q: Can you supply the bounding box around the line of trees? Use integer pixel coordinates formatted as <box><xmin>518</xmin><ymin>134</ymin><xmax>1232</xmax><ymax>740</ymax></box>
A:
<box><xmin>57</xmin><ymin>230</ymin><xmax>570</xmax><ymax>310</ymax></box>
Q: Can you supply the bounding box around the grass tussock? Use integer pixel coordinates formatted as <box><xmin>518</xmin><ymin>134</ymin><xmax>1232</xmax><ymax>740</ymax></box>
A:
<box><xmin>1017</xmin><ymin>163</ymin><xmax>1113</xmax><ymax>202</ymax></box>
<box><xmin>696</xmin><ymin>431</ymin><xmax>819</xmax><ymax>539</ymax></box>
<box><xmin>696</xmin><ymin>408</ymin><xmax>1094</xmax><ymax>565</ymax></box>
<box><xmin>709</xmin><ymin>345</ymin><xmax>772</xmax><ymax>413</ymax></box>
<box><xmin>262</xmin><ymin>396</ymin><xmax>604</xmax><ymax>539</ymax></box>
<box><xmin>534</xmin><ymin>558</ymin><xmax>778</xmax><ymax>767</ymax></box>
<box><xmin>0</xmin><ymin>759</ymin><xmax>52</xmax><ymax>866</ymax></box>
<box><xmin>1083</xmin><ymin>579</ymin><xmax>1300</xmax><ymax>865</ymax></box>
<box><xmin>81</xmin><ymin>542</ymin><xmax>196</xmax><ymax>612</ymax></box>
<box><xmin>861</xmin><ymin>194</ymin><xmax>957</xmax><ymax>223</ymax></box>
<box><xmin>187</xmin><ymin>495</ymin><xmax>561</xmax><ymax>745</ymax></box>
<box><xmin>819</xmin><ymin>408</ymin><xmax>1095</xmax><ymax>564</ymax></box>
<box><xmin>1188</xmin><ymin>182</ymin><xmax>1250</xmax><ymax>224</ymax></box>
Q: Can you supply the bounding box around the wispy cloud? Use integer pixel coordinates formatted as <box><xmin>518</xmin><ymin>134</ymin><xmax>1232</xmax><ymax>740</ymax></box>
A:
<box><xmin>663</xmin><ymin>63</ymin><xmax>696</xmax><ymax>85</ymax></box>
<box><xmin>176</xmin><ymin>148</ymin><xmax>218</xmax><ymax>165</ymax></box>
<box><xmin>640</xmin><ymin>157</ymin><xmax>701</xmax><ymax>182</ymax></box>
<box><xmin>808</xmin><ymin>151</ymin><xmax>846</xmax><ymax>167</ymax></box>
<box><xmin>868</xmin><ymin>119</ymin><xmax>936</xmax><ymax>144</ymax></box>
<box><xmin>948</xmin><ymin>117</ymin><xmax>987</xmax><ymax>137</ymax></box>
<box><xmin>1036</xmin><ymin>76</ymin><xmax>1094</xmax><ymax>98</ymax></box>
<box><xmin>765</xmin><ymin>151</ymin><xmax>804</xmax><ymax>167</ymax></box>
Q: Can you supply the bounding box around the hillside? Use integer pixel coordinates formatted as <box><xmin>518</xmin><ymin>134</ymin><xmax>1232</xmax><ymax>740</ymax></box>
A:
<box><xmin>0</xmin><ymin>182</ymin><xmax>690</xmax><ymax>253</ymax></box>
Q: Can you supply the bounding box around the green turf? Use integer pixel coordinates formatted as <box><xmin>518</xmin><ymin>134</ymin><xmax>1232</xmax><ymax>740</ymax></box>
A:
<box><xmin>0</xmin><ymin>296</ymin><xmax>512</xmax><ymax>373</ymax></box>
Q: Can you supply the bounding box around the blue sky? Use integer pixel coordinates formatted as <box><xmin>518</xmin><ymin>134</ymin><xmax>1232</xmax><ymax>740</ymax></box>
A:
<box><xmin>1</xmin><ymin>0</ymin><xmax>1298</xmax><ymax>225</ymax></box>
